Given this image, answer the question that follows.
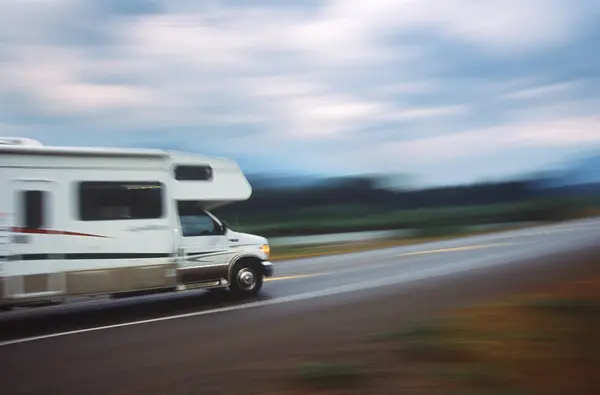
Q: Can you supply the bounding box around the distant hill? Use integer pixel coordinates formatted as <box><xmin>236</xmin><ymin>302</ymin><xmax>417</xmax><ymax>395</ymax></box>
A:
<box><xmin>246</xmin><ymin>173</ymin><xmax>415</xmax><ymax>191</ymax></box>
<box><xmin>559</xmin><ymin>153</ymin><xmax>600</xmax><ymax>186</ymax></box>
<box><xmin>538</xmin><ymin>152</ymin><xmax>600</xmax><ymax>190</ymax></box>
<box><xmin>528</xmin><ymin>152</ymin><xmax>600</xmax><ymax>198</ymax></box>
<box><xmin>245</xmin><ymin>173</ymin><xmax>322</xmax><ymax>190</ymax></box>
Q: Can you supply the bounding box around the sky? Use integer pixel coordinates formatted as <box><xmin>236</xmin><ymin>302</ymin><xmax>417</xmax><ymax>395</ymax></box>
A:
<box><xmin>1</xmin><ymin>0</ymin><xmax>600</xmax><ymax>187</ymax></box>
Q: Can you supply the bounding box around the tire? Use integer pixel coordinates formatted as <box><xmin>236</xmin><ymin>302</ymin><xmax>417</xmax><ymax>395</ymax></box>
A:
<box><xmin>229</xmin><ymin>264</ymin><xmax>264</xmax><ymax>296</ymax></box>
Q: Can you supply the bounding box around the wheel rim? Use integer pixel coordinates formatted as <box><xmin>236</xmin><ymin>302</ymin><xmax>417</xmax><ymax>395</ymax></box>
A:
<box><xmin>236</xmin><ymin>268</ymin><xmax>257</xmax><ymax>291</ymax></box>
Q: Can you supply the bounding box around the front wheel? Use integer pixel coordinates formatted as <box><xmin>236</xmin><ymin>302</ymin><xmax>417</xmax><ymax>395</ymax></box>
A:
<box><xmin>229</xmin><ymin>265</ymin><xmax>264</xmax><ymax>296</ymax></box>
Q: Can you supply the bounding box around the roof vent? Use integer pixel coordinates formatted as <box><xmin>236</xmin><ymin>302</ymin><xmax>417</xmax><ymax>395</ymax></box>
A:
<box><xmin>0</xmin><ymin>137</ymin><xmax>44</xmax><ymax>147</ymax></box>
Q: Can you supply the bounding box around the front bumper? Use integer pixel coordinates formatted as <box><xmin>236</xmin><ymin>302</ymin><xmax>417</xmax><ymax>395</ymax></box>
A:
<box><xmin>261</xmin><ymin>261</ymin><xmax>274</xmax><ymax>277</ymax></box>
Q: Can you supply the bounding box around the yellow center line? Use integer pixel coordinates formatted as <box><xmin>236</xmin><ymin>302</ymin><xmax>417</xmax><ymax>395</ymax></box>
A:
<box><xmin>517</xmin><ymin>229</ymin><xmax>566</xmax><ymax>236</ymax></box>
<box><xmin>268</xmin><ymin>242</ymin><xmax>520</xmax><ymax>281</ymax></box>
<box><xmin>396</xmin><ymin>242</ymin><xmax>515</xmax><ymax>257</ymax></box>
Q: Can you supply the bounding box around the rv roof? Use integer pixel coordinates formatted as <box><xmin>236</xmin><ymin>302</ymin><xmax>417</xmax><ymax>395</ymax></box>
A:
<box><xmin>0</xmin><ymin>144</ymin><xmax>169</xmax><ymax>158</ymax></box>
<box><xmin>164</xmin><ymin>149</ymin><xmax>239</xmax><ymax>168</ymax></box>
<box><xmin>0</xmin><ymin>141</ymin><xmax>239</xmax><ymax>167</ymax></box>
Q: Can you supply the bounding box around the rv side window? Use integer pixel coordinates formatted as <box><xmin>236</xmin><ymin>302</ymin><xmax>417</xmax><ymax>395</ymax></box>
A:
<box><xmin>174</xmin><ymin>165</ymin><xmax>213</xmax><ymax>181</ymax></box>
<box><xmin>177</xmin><ymin>201</ymin><xmax>220</xmax><ymax>237</ymax></box>
<box><xmin>19</xmin><ymin>190</ymin><xmax>46</xmax><ymax>229</ymax></box>
<box><xmin>78</xmin><ymin>182</ymin><xmax>164</xmax><ymax>221</ymax></box>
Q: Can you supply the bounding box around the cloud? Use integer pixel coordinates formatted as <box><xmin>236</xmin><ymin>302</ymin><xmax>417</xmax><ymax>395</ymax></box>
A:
<box><xmin>500</xmin><ymin>81</ymin><xmax>584</xmax><ymax>101</ymax></box>
<box><xmin>509</xmin><ymin>115</ymin><xmax>600</xmax><ymax>146</ymax></box>
<box><xmin>293</xmin><ymin>0</ymin><xmax>586</xmax><ymax>56</ymax></box>
<box><xmin>387</xmin><ymin>105</ymin><xmax>469</xmax><ymax>121</ymax></box>
<box><xmin>1</xmin><ymin>0</ymin><xmax>600</xmax><ymax>184</ymax></box>
<box><xmin>377</xmin><ymin>115</ymin><xmax>600</xmax><ymax>165</ymax></box>
<box><xmin>377</xmin><ymin>82</ymin><xmax>437</xmax><ymax>95</ymax></box>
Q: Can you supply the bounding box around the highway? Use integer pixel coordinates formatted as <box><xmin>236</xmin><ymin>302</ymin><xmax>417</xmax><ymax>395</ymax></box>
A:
<box><xmin>1</xmin><ymin>218</ymin><xmax>599</xmax><ymax>395</ymax></box>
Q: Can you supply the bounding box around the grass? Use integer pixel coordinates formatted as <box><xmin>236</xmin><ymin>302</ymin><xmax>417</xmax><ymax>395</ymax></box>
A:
<box><xmin>521</xmin><ymin>296</ymin><xmax>600</xmax><ymax>314</ymax></box>
<box><xmin>273</xmin><ymin>257</ymin><xmax>600</xmax><ymax>395</ymax></box>
<box><xmin>293</xmin><ymin>362</ymin><xmax>368</xmax><ymax>389</ymax></box>
<box><xmin>373</xmin><ymin>317</ymin><xmax>461</xmax><ymax>340</ymax></box>
<box><xmin>424</xmin><ymin>363</ymin><xmax>500</xmax><ymax>385</ymax></box>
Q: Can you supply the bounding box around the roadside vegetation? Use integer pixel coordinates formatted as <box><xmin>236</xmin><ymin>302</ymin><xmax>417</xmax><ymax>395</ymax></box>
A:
<box><xmin>226</xmin><ymin>198</ymin><xmax>592</xmax><ymax>237</ymax></box>
<box><xmin>215</xmin><ymin>175</ymin><xmax>600</xmax><ymax>238</ymax></box>
<box><xmin>277</xmin><ymin>258</ymin><xmax>600</xmax><ymax>395</ymax></box>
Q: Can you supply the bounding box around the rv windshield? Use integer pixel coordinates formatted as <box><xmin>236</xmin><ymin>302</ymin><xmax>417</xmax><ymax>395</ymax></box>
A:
<box><xmin>176</xmin><ymin>201</ymin><xmax>223</xmax><ymax>237</ymax></box>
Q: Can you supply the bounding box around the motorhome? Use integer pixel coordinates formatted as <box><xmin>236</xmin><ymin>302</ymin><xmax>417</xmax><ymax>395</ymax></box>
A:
<box><xmin>0</xmin><ymin>137</ymin><xmax>273</xmax><ymax>309</ymax></box>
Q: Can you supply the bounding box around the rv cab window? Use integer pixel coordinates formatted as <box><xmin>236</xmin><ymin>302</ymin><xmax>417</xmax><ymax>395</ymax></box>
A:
<box><xmin>78</xmin><ymin>181</ymin><xmax>164</xmax><ymax>221</ymax></box>
<box><xmin>177</xmin><ymin>201</ymin><xmax>221</xmax><ymax>237</ymax></box>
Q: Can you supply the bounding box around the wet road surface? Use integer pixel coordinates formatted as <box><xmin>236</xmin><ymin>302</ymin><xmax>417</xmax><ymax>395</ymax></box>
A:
<box><xmin>1</xmin><ymin>218</ymin><xmax>599</xmax><ymax>395</ymax></box>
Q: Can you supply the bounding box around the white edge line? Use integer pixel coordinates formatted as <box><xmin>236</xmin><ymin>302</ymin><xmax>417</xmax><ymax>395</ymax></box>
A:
<box><xmin>0</xmin><ymin>247</ymin><xmax>541</xmax><ymax>348</ymax></box>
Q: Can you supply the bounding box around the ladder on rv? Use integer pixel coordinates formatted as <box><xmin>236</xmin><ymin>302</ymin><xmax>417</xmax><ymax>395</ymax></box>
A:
<box><xmin>0</xmin><ymin>213</ymin><xmax>9</xmax><ymax>261</ymax></box>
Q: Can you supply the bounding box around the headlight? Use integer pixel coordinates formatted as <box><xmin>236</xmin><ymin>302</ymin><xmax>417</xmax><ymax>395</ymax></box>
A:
<box><xmin>260</xmin><ymin>244</ymin><xmax>270</xmax><ymax>256</ymax></box>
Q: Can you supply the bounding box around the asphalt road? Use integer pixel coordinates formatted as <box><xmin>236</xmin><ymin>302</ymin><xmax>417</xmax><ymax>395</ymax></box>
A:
<box><xmin>1</xmin><ymin>217</ymin><xmax>599</xmax><ymax>395</ymax></box>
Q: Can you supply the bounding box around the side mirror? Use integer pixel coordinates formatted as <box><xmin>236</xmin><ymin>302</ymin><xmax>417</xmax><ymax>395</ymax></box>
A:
<box><xmin>221</xmin><ymin>220</ymin><xmax>228</xmax><ymax>234</ymax></box>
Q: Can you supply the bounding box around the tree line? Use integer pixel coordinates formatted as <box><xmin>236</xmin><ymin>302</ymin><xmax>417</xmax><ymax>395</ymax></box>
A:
<box><xmin>215</xmin><ymin>176</ymin><xmax>599</xmax><ymax>237</ymax></box>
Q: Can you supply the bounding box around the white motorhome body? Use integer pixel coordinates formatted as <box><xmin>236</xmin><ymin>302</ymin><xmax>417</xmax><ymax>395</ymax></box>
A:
<box><xmin>0</xmin><ymin>139</ymin><xmax>273</xmax><ymax>308</ymax></box>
